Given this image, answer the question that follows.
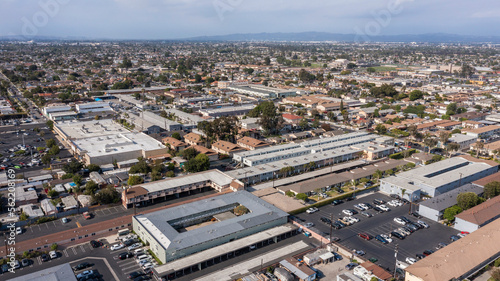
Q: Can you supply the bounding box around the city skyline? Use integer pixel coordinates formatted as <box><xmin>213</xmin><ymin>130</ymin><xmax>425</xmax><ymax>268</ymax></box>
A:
<box><xmin>0</xmin><ymin>0</ymin><xmax>499</xmax><ymax>40</ymax></box>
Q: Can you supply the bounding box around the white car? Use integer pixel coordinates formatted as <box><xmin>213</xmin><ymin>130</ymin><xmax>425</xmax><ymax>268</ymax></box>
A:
<box><xmin>398</xmin><ymin>228</ymin><xmax>411</xmax><ymax>236</ymax></box>
<box><xmin>110</xmin><ymin>243</ymin><xmax>124</xmax><ymax>251</ymax></box>
<box><xmin>394</xmin><ymin>217</ymin><xmax>406</xmax><ymax>225</ymax></box>
<box><xmin>304</xmin><ymin>222</ymin><xmax>314</xmax><ymax>228</ymax></box>
<box><xmin>127</xmin><ymin>243</ymin><xmax>142</xmax><ymax>251</ymax></box>
<box><xmin>349</xmin><ymin>216</ymin><xmax>360</xmax><ymax>223</ymax></box>
<box><xmin>306</xmin><ymin>207</ymin><xmax>319</xmax><ymax>214</ymax></box>
<box><xmin>342</xmin><ymin>209</ymin><xmax>354</xmax><ymax>216</ymax></box>
<box><xmin>406</xmin><ymin>257</ymin><xmax>417</xmax><ymax>264</ymax></box>
<box><xmin>359</xmin><ymin>203</ymin><xmax>369</xmax><ymax>210</ymax></box>
<box><xmin>138</xmin><ymin>259</ymin><xmax>150</xmax><ymax>266</ymax></box>
<box><xmin>380</xmin><ymin>234</ymin><xmax>393</xmax><ymax>243</ymax></box>
<box><xmin>417</xmin><ymin>220</ymin><xmax>429</xmax><ymax>228</ymax></box>
<box><xmin>76</xmin><ymin>270</ymin><xmax>94</xmax><ymax>279</ymax></box>
<box><xmin>343</xmin><ymin>217</ymin><xmax>356</xmax><ymax>224</ymax></box>
<box><xmin>379</xmin><ymin>205</ymin><xmax>390</xmax><ymax>212</ymax></box>
<box><xmin>142</xmin><ymin>263</ymin><xmax>154</xmax><ymax>270</ymax></box>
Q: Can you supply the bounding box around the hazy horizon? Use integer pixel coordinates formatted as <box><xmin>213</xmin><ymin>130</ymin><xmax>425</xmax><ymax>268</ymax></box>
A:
<box><xmin>1</xmin><ymin>0</ymin><xmax>499</xmax><ymax>40</ymax></box>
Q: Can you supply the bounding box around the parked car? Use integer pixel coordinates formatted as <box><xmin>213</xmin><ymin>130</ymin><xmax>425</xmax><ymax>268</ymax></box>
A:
<box><xmin>21</xmin><ymin>259</ymin><xmax>31</xmax><ymax>267</ymax></box>
<box><xmin>378</xmin><ymin>205</ymin><xmax>390</xmax><ymax>212</ymax></box>
<box><xmin>394</xmin><ymin>217</ymin><xmax>406</xmax><ymax>225</ymax></box>
<box><xmin>332</xmin><ymin>199</ymin><xmax>344</xmax><ymax>205</ymax></box>
<box><xmin>406</xmin><ymin>257</ymin><xmax>417</xmax><ymax>264</ymax></box>
<box><xmin>416</xmin><ymin>253</ymin><xmax>426</xmax><ymax>260</ymax></box>
<box><xmin>306</xmin><ymin>207</ymin><xmax>319</xmax><ymax>214</ymax></box>
<box><xmin>320</xmin><ymin>217</ymin><xmax>332</xmax><ymax>225</ymax></box>
<box><xmin>73</xmin><ymin>262</ymin><xmax>93</xmax><ymax>271</ymax></box>
<box><xmin>380</xmin><ymin>234</ymin><xmax>393</xmax><ymax>243</ymax></box>
<box><xmin>128</xmin><ymin>243</ymin><xmax>142</xmax><ymax>251</ymax></box>
<box><xmin>90</xmin><ymin>240</ymin><xmax>103</xmax><ymax>248</ymax></box>
<box><xmin>304</xmin><ymin>222</ymin><xmax>314</xmax><ymax>228</ymax></box>
<box><xmin>119</xmin><ymin>252</ymin><xmax>134</xmax><ymax>260</ymax></box>
<box><xmin>423</xmin><ymin>249</ymin><xmax>435</xmax><ymax>256</ymax></box>
<box><xmin>49</xmin><ymin>251</ymin><xmax>57</xmax><ymax>259</ymax></box>
<box><xmin>436</xmin><ymin>242</ymin><xmax>448</xmax><ymax>250</ymax></box>
<box><xmin>391</xmin><ymin>231</ymin><xmax>405</xmax><ymax>240</ymax></box>
<box><xmin>110</xmin><ymin>243</ymin><xmax>125</xmax><ymax>251</ymax></box>
<box><xmin>417</xmin><ymin>220</ymin><xmax>429</xmax><ymax>228</ymax></box>
<box><xmin>41</xmin><ymin>254</ymin><xmax>49</xmax><ymax>262</ymax></box>
<box><xmin>373</xmin><ymin>206</ymin><xmax>384</xmax><ymax>213</ymax></box>
<box><xmin>375</xmin><ymin>235</ymin><xmax>388</xmax><ymax>244</ymax></box>
<box><xmin>345</xmin><ymin>263</ymin><xmax>358</xmax><ymax>270</ymax></box>
<box><xmin>358</xmin><ymin>233</ymin><xmax>372</xmax><ymax>240</ymax></box>
<box><xmin>355</xmin><ymin>250</ymin><xmax>366</xmax><ymax>256</ymax></box>
<box><xmin>410</xmin><ymin>212</ymin><xmax>422</xmax><ymax>219</ymax></box>
<box><xmin>361</xmin><ymin>211</ymin><xmax>373</xmax><ymax>218</ymax></box>
<box><xmin>76</xmin><ymin>270</ymin><xmax>94</xmax><ymax>279</ymax></box>
<box><xmin>128</xmin><ymin>271</ymin><xmax>145</xmax><ymax>279</ymax></box>
<box><xmin>62</xmin><ymin>217</ymin><xmax>69</xmax><ymax>224</ymax></box>
<box><xmin>450</xmin><ymin>235</ymin><xmax>461</xmax><ymax>242</ymax></box>
<box><xmin>342</xmin><ymin>209</ymin><xmax>354</xmax><ymax>216</ymax></box>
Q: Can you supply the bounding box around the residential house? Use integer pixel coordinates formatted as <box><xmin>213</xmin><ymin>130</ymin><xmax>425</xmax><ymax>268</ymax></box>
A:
<box><xmin>237</xmin><ymin>137</ymin><xmax>270</xmax><ymax>150</ymax></box>
<box><xmin>163</xmin><ymin>137</ymin><xmax>189</xmax><ymax>152</ymax></box>
<box><xmin>188</xmin><ymin>145</ymin><xmax>218</xmax><ymax>161</ymax></box>
<box><xmin>211</xmin><ymin>141</ymin><xmax>245</xmax><ymax>156</ymax></box>
<box><xmin>184</xmin><ymin>132</ymin><xmax>204</xmax><ymax>146</ymax></box>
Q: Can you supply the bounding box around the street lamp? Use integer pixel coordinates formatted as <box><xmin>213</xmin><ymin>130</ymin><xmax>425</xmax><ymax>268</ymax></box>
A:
<box><xmin>393</xmin><ymin>244</ymin><xmax>399</xmax><ymax>279</ymax></box>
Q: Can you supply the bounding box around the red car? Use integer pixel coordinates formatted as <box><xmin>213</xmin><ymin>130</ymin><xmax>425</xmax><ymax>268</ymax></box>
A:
<box><xmin>358</xmin><ymin>233</ymin><xmax>372</xmax><ymax>240</ymax></box>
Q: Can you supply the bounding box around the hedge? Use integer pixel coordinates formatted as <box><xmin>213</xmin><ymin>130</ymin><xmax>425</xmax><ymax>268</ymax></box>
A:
<box><xmin>389</xmin><ymin>149</ymin><xmax>417</xmax><ymax>160</ymax></box>
<box><xmin>288</xmin><ymin>185</ymin><xmax>378</xmax><ymax>215</ymax></box>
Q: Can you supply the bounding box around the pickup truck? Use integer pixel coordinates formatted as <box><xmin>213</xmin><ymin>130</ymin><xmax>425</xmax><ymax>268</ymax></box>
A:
<box><xmin>83</xmin><ymin>212</ymin><xmax>92</xmax><ymax>219</ymax></box>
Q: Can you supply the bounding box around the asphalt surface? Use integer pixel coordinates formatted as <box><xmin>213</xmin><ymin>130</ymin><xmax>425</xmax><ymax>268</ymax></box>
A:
<box><xmin>14</xmin><ymin>189</ymin><xmax>217</xmax><ymax>243</ymax></box>
<box><xmin>295</xmin><ymin>192</ymin><xmax>458</xmax><ymax>272</ymax></box>
<box><xmin>175</xmin><ymin>234</ymin><xmax>317</xmax><ymax>281</ymax></box>
<box><xmin>0</xmin><ymin>237</ymin><xmax>143</xmax><ymax>281</ymax></box>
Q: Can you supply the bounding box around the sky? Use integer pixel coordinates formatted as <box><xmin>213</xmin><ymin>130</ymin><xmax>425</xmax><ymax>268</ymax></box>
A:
<box><xmin>0</xmin><ymin>0</ymin><xmax>499</xmax><ymax>39</ymax></box>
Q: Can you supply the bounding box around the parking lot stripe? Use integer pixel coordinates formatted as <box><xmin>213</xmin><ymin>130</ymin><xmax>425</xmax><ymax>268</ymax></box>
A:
<box><xmin>36</xmin><ymin>256</ymin><xmax>41</xmax><ymax>265</ymax></box>
<box><xmin>72</xmin><ymin>247</ymin><xmax>77</xmax><ymax>255</ymax></box>
<box><xmin>64</xmin><ymin>249</ymin><xmax>69</xmax><ymax>257</ymax></box>
<box><xmin>121</xmin><ymin>264</ymin><xmax>141</xmax><ymax>271</ymax></box>
<box><xmin>118</xmin><ymin>260</ymin><xmax>136</xmax><ymax>266</ymax></box>
<box><xmin>76</xmin><ymin>221</ymin><xmax>82</xmax><ymax>228</ymax></box>
<box><xmin>80</xmin><ymin>245</ymin><xmax>85</xmax><ymax>252</ymax></box>
<box><xmin>123</xmin><ymin>268</ymin><xmax>143</xmax><ymax>275</ymax></box>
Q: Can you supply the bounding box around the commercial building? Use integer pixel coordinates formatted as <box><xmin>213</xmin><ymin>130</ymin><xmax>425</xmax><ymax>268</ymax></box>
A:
<box><xmin>418</xmin><ymin>184</ymin><xmax>484</xmax><ymax>222</ymax></box>
<box><xmin>454</xmin><ymin>195</ymin><xmax>500</xmax><ymax>233</ymax></box>
<box><xmin>163</xmin><ymin>108</ymin><xmax>206</xmax><ymax>126</ymax></box>
<box><xmin>54</xmin><ymin>119</ymin><xmax>126</xmax><ymax>141</ymax></box>
<box><xmin>75</xmin><ymin>101</ymin><xmax>113</xmax><ymax>114</ymax></box>
<box><xmin>448</xmin><ymin>133</ymin><xmax>477</xmax><ymax>150</ymax></box>
<box><xmin>380</xmin><ymin>157</ymin><xmax>498</xmax><ymax>200</ymax></box>
<box><xmin>122</xmin><ymin>169</ymin><xmax>244</xmax><ymax>209</ymax></box>
<box><xmin>133</xmin><ymin>191</ymin><xmax>292</xmax><ymax>279</ymax></box>
<box><xmin>405</xmin><ymin>217</ymin><xmax>500</xmax><ymax>281</ymax></box>
<box><xmin>226</xmin><ymin>84</ymin><xmax>296</xmax><ymax>99</ymax></box>
<box><xmin>9</xmin><ymin>263</ymin><xmax>77</xmax><ymax>281</ymax></box>
<box><xmin>465</xmin><ymin>125</ymin><xmax>500</xmax><ymax>138</ymax></box>
<box><xmin>72</xmin><ymin>132</ymin><xmax>167</xmax><ymax>165</ymax></box>
<box><xmin>200</xmin><ymin>104</ymin><xmax>256</xmax><ymax>117</ymax></box>
<box><xmin>42</xmin><ymin>103</ymin><xmax>72</xmax><ymax>117</ymax></box>
<box><xmin>127</xmin><ymin>111</ymin><xmax>182</xmax><ymax>133</ymax></box>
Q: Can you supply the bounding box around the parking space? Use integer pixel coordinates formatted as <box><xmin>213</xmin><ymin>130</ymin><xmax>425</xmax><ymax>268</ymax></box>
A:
<box><xmin>296</xmin><ymin>192</ymin><xmax>458</xmax><ymax>272</ymax></box>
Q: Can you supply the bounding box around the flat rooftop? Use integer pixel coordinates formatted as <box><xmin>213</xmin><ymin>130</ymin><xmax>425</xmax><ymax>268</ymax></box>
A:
<box><xmin>138</xmin><ymin>169</ymin><xmax>234</xmax><ymax>193</ymax></box>
<box><xmin>73</xmin><ymin>132</ymin><xmax>166</xmax><ymax>157</ymax></box>
<box><xmin>9</xmin><ymin>263</ymin><xmax>77</xmax><ymax>281</ymax></box>
<box><xmin>383</xmin><ymin>157</ymin><xmax>496</xmax><ymax>190</ymax></box>
<box><xmin>419</xmin><ymin>183</ymin><xmax>484</xmax><ymax>211</ymax></box>
<box><xmin>134</xmin><ymin>191</ymin><xmax>289</xmax><ymax>254</ymax></box>
<box><xmin>56</xmin><ymin>119</ymin><xmax>126</xmax><ymax>139</ymax></box>
<box><xmin>154</xmin><ymin>223</ymin><xmax>297</xmax><ymax>275</ymax></box>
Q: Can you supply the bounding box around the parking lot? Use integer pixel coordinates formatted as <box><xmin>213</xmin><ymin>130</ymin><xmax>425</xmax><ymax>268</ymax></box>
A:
<box><xmin>295</xmin><ymin>192</ymin><xmax>458</xmax><ymax>272</ymax></box>
<box><xmin>0</xmin><ymin>236</ymin><xmax>152</xmax><ymax>281</ymax></box>
<box><xmin>0</xmin><ymin>125</ymin><xmax>72</xmax><ymax>173</ymax></box>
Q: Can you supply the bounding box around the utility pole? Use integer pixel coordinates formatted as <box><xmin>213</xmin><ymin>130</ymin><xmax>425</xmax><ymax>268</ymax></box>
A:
<box><xmin>394</xmin><ymin>244</ymin><xmax>399</xmax><ymax>279</ymax></box>
<box><xmin>329</xmin><ymin>213</ymin><xmax>333</xmax><ymax>245</ymax></box>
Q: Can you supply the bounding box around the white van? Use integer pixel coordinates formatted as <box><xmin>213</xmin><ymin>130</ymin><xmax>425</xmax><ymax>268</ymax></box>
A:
<box><xmin>136</xmin><ymin>254</ymin><xmax>148</xmax><ymax>262</ymax></box>
<box><xmin>133</xmin><ymin>249</ymin><xmax>145</xmax><ymax>256</ymax></box>
<box><xmin>49</xmin><ymin>251</ymin><xmax>57</xmax><ymax>259</ymax></box>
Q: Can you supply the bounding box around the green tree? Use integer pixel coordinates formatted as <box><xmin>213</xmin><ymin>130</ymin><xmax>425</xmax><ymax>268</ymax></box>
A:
<box><xmin>375</xmin><ymin>124</ymin><xmax>387</xmax><ymax>135</ymax></box>
<box><xmin>127</xmin><ymin>175</ymin><xmax>144</xmax><ymax>186</ymax></box>
<box><xmin>483</xmin><ymin>181</ymin><xmax>500</xmax><ymax>199</ymax></box>
<box><xmin>367</xmin><ymin>67</ymin><xmax>376</xmax><ymax>73</ymax></box>
<box><xmin>46</xmin><ymin>120</ymin><xmax>54</xmax><ymax>130</ymax></box>
<box><xmin>457</xmin><ymin>192</ymin><xmax>482</xmax><ymax>210</ymax></box>
<box><xmin>19</xmin><ymin>211</ymin><xmax>29</xmax><ymax>221</ymax></box>
<box><xmin>446</xmin><ymin>103</ymin><xmax>458</xmax><ymax>115</ymax></box>
<box><xmin>45</xmin><ymin>138</ymin><xmax>56</xmax><ymax>148</ymax></box>
<box><xmin>181</xmin><ymin>147</ymin><xmax>198</xmax><ymax>161</ymax></box>
<box><xmin>48</xmin><ymin>145</ymin><xmax>60</xmax><ymax>156</ymax></box>
<box><xmin>184</xmin><ymin>153</ymin><xmax>210</xmax><ymax>173</ymax></box>
<box><xmin>128</xmin><ymin>159</ymin><xmax>151</xmax><ymax>174</ymax></box>
<box><xmin>72</xmin><ymin>174</ymin><xmax>82</xmax><ymax>187</ymax></box>
<box><xmin>41</xmin><ymin>154</ymin><xmax>52</xmax><ymax>165</ymax></box>
<box><xmin>63</xmin><ymin>160</ymin><xmax>83</xmax><ymax>174</ymax></box>
<box><xmin>86</xmin><ymin>164</ymin><xmax>101</xmax><ymax>172</ymax></box>
<box><xmin>285</xmin><ymin>190</ymin><xmax>295</xmax><ymax>197</ymax></box>
<box><xmin>443</xmin><ymin>205</ymin><xmax>462</xmax><ymax>222</ymax></box>
<box><xmin>249</xmin><ymin>101</ymin><xmax>284</xmax><ymax>136</ymax></box>
<box><xmin>409</xmin><ymin>90</ymin><xmax>425</xmax><ymax>101</ymax></box>
<box><xmin>50</xmin><ymin>243</ymin><xmax>58</xmax><ymax>251</ymax></box>
<box><xmin>93</xmin><ymin>187</ymin><xmax>120</xmax><ymax>204</ymax></box>
<box><xmin>171</xmin><ymin>132</ymin><xmax>181</xmax><ymax>140</ymax></box>
<box><xmin>299</xmin><ymin>118</ymin><xmax>309</xmax><ymax>130</ymax></box>
<box><xmin>85</xmin><ymin>180</ymin><xmax>99</xmax><ymax>194</ymax></box>
<box><xmin>47</xmin><ymin>189</ymin><xmax>59</xmax><ymax>198</ymax></box>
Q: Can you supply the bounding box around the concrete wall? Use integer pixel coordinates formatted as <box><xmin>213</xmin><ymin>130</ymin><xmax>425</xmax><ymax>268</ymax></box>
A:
<box><xmin>454</xmin><ymin>217</ymin><xmax>479</xmax><ymax>233</ymax></box>
<box><xmin>418</xmin><ymin>204</ymin><xmax>441</xmax><ymax>222</ymax></box>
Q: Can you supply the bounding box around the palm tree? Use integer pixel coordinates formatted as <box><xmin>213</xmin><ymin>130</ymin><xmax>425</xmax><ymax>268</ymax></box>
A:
<box><xmin>475</xmin><ymin>141</ymin><xmax>485</xmax><ymax>158</ymax></box>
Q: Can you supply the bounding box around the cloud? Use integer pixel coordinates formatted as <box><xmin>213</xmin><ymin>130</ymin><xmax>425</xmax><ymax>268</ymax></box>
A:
<box><xmin>471</xmin><ymin>9</ymin><xmax>500</xmax><ymax>18</ymax></box>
